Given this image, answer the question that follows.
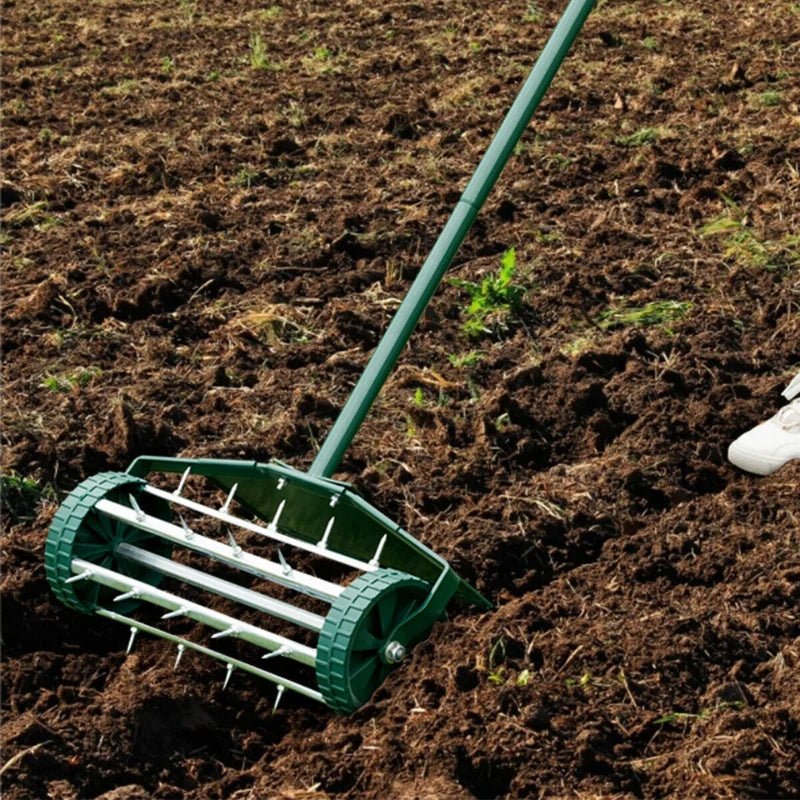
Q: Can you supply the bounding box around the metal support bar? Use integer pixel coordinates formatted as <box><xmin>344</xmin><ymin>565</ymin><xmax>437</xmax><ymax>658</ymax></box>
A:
<box><xmin>115</xmin><ymin>543</ymin><xmax>325</xmax><ymax>632</ymax></box>
<box><xmin>97</xmin><ymin>608</ymin><xmax>324</xmax><ymax>703</ymax></box>
<box><xmin>94</xmin><ymin>498</ymin><xmax>343</xmax><ymax>602</ymax></box>
<box><xmin>140</xmin><ymin>484</ymin><xmax>375</xmax><ymax>574</ymax></box>
<box><xmin>71</xmin><ymin>558</ymin><xmax>318</xmax><ymax>667</ymax></box>
<box><xmin>387</xmin><ymin>563</ymin><xmax>460</xmax><ymax>647</ymax></box>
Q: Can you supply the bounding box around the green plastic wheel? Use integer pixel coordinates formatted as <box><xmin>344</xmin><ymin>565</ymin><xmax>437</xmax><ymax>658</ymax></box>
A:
<box><xmin>45</xmin><ymin>471</ymin><xmax>172</xmax><ymax>615</ymax></box>
<box><xmin>316</xmin><ymin>568</ymin><xmax>430</xmax><ymax>713</ymax></box>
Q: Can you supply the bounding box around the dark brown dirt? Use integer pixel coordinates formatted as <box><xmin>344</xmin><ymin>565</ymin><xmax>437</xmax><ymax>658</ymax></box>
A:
<box><xmin>2</xmin><ymin>0</ymin><xmax>799</xmax><ymax>798</ymax></box>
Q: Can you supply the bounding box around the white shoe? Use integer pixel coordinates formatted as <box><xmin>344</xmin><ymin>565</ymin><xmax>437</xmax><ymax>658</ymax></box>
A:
<box><xmin>728</xmin><ymin>373</ymin><xmax>800</xmax><ymax>476</ymax></box>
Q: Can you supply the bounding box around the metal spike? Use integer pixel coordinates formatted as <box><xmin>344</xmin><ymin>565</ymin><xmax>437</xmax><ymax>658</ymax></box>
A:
<box><xmin>128</xmin><ymin>493</ymin><xmax>146</xmax><ymax>522</ymax></box>
<box><xmin>276</xmin><ymin>548</ymin><xmax>292</xmax><ymax>576</ymax></box>
<box><xmin>221</xmin><ymin>483</ymin><xmax>238</xmax><ymax>514</ymax></box>
<box><xmin>211</xmin><ymin>626</ymin><xmax>239</xmax><ymax>640</ymax></box>
<box><xmin>222</xmin><ymin>662</ymin><xmax>234</xmax><ymax>691</ymax></box>
<box><xmin>317</xmin><ymin>517</ymin><xmax>335</xmax><ymax>550</ymax></box>
<box><xmin>261</xmin><ymin>645</ymin><xmax>291</xmax><ymax>661</ymax></box>
<box><xmin>276</xmin><ymin>478</ymin><xmax>286</xmax><ymax>491</ymax></box>
<box><xmin>114</xmin><ymin>588</ymin><xmax>140</xmax><ymax>603</ymax></box>
<box><xmin>174</xmin><ymin>466</ymin><xmax>191</xmax><ymax>497</ymax></box>
<box><xmin>161</xmin><ymin>606</ymin><xmax>188</xmax><ymax>620</ymax></box>
<box><xmin>126</xmin><ymin>626</ymin><xmax>138</xmax><ymax>654</ymax></box>
<box><xmin>273</xmin><ymin>684</ymin><xmax>286</xmax><ymax>712</ymax></box>
<box><xmin>270</xmin><ymin>499</ymin><xmax>286</xmax><ymax>530</ymax></box>
<box><xmin>66</xmin><ymin>568</ymin><xmax>93</xmax><ymax>584</ymax></box>
<box><xmin>227</xmin><ymin>530</ymin><xmax>242</xmax><ymax>557</ymax></box>
<box><xmin>178</xmin><ymin>512</ymin><xmax>195</xmax><ymax>540</ymax></box>
<box><xmin>174</xmin><ymin>643</ymin><xmax>185</xmax><ymax>670</ymax></box>
<box><xmin>369</xmin><ymin>534</ymin><xmax>388</xmax><ymax>567</ymax></box>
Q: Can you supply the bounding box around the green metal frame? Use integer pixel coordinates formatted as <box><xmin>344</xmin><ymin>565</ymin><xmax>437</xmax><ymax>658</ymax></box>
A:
<box><xmin>127</xmin><ymin>456</ymin><xmax>492</xmax><ymax>631</ymax></box>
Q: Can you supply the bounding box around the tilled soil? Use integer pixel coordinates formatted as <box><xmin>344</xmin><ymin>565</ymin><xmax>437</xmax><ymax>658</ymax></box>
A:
<box><xmin>2</xmin><ymin>0</ymin><xmax>799</xmax><ymax>798</ymax></box>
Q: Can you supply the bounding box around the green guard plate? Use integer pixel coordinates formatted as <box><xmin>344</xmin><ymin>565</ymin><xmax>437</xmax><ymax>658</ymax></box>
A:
<box><xmin>44</xmin><ymin>471</ymin><xmax>172</xmax><ymax>615</ymax></box>
<box><xmin>316</xmin><ymin>568</ymin><xmax>429</xmax><ymax>713</ymax></box>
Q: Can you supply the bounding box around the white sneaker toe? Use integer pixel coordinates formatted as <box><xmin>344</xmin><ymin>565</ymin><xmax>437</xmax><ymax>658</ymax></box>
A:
<box><xmin>728</xmin><ymin>425</ymin><xmax>792</xmax><ymax>476</ymax></box>
<box><xmin>728</xmin><ymin>389</ymin><xmax>800</xmax><ymax>476</ymax></box>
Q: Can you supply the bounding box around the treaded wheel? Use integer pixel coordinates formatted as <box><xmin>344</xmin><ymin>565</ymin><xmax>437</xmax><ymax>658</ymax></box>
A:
<box><xmin>45</xmin><ymin>471</ymin><xmax>172</xmax><ymax>615</ymax></box>
<box><xmin>316</xmin><ymin>568</ymin><xmax>430</xmax><ymax>714</ymax></box>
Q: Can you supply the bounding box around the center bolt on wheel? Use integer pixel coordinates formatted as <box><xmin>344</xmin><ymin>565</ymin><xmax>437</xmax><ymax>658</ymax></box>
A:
<box><xmin>384</xmin><ymin>642</ymin><xmax>407</xmax><ymax>663</ymax></box>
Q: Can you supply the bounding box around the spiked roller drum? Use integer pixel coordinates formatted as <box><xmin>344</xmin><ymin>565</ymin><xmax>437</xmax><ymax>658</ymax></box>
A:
<box><xmin>44</xmin><ymin>0</ymin><xmax>595</xmax><ymax>713</ymax></box>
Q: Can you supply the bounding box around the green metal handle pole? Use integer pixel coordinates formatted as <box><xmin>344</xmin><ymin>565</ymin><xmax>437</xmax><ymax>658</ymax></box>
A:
<box><xmin>310</xmin><ymin>0</ymin><xmax>595</xmax><ymax>478</ymax></box>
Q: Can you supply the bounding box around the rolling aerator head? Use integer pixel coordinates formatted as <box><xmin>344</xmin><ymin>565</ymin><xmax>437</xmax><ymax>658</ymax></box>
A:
<box><xmin>45</xmin><ymin>457</ymin><xmax>490</xmax><ymax>713</ymax></box>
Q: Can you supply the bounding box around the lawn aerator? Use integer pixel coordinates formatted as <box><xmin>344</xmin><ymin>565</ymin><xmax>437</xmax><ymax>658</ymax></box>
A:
<box><xmin>45</xmin><ymin>0</ymin><xmax>595</xmax><ymax>713</ymax></box>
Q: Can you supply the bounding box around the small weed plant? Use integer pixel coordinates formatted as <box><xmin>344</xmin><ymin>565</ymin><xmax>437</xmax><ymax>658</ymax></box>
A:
<box><xmin>101</xmin><ymin>79</ymin><xmax>139</xmax><ymax>98</ymax></box>
<box><xmin>450</xmin><ymin>248</ymin><xmax>524</xmax><ymax>339</ymax></box>
<box><xmin>249</xmin><ymin>33</ymin><xmax>280</xmax><ymax>71</ymax></box>
<box><xmin>41</xmin><ymin>367</ymin><xmax>101</xmax><ymax>393</ymax></box>
<box><xmin>233</xmin><ymin>166</ymin><xmax>261</xmax><ymax>188</ymax></box>
<box><xmin>257</xmin><ymin>5</ymin><xmax>282</xmax><ymax>22</ymax></box>
<box><xmin>700</xmin><ymin>212</ymin><xmax>799</xmax><ymax>272</ymax></box>
<box><xmin>303</xmin><ymin>44</ymin><xmax>337</xmax><ymax>74</ymax></box>
<box><xmin>616</xmin><ymin>127</ymin><xmax>661</xmax><ymax>147</ymax></box>
<box><xmin>178</xmin><ymin>0</ymin><xmax>198</xmax><ymax>26</ymax></box>
<box><xmin>486</xmin><ymin>637</ymin><xmax>507</xmax><ymax>685</ymax></box>
<box><xmin>656</xmin><ymin>701</ymin><xmax>744</xmax><ymax>727</ymax></box>
<box><xmin>757</xmin><ymin>90</ymin><xmax>781</xmax><ymax>107</ymax></box>
<box><xmin>1</xmin><ymin>472</ymin><xmax>55</xmax><ymax>521</ymax></box>
<box><xmin>448</xmin><ymin>350</ymin><xmax>484</xmax><ymax>369</ymax></box>
<box><xmin>524</xmin><ymin>1</ymin><xmax>543</xmax><ymax>22</ymax></box>
<box><xmin>4</xmin><ymin>201</ymin><xmax>61</xmax><ymax>231</ymax></box>
<box><xmin>598</xmin><ymin>300</ymin><xmax>692</xmax><ymax>331</ymax></box>
<box><xmin>283</xmin><ymin>99</ymin><xmax>307</xmax><ymax>128</ymax></box>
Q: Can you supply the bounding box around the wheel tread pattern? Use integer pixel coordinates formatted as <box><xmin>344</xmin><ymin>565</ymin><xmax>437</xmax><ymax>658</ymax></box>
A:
<box><xmin>45</xmin><ymin>472</ymin><xmax>145</xmax><ymax>613</ymax></box>
<box><xmin>316</xmin><ymin>568</ymin><xmax>428</xmax><ymax>714</ymax></box>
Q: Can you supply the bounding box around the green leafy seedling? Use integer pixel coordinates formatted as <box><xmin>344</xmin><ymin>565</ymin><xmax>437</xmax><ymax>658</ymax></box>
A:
<box><xmin>313</xmin><ymin>45</ymin><xmax>332</xmax><ymax>61</ymax></box>
<box><xmin>758</xmin><ymin>90</ymin><xmax>781</xmax><ymax>107</ymax></box>
<box><xmin>486</xmin><ymin>637</ymin><xmax>508</xmax><ymax>685</ymax></box>
<box><xmin>448</xmin><ymin>350</ymin><xmax>484</xmax><ymax>369</ymax></box>
<box><xmin>450</xmin><ymin>248</ymin><xmax>524</xmax><ymax>339</ymax></box>
<box><xmin>487</xmin><ymin>667</ymin><xmax>507</xmax><ymax>685</ymax></box>
<box><xmin>41</xmin><ymin>367</ymin><xmax>101</xmax><ymax>393</ymax></box>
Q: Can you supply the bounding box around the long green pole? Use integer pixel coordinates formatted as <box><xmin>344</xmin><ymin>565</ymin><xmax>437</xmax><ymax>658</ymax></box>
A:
<box><xmin>310</xmin><ymin>0</ymin><xmax>595</xmax><ymax>478</ymax></box>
